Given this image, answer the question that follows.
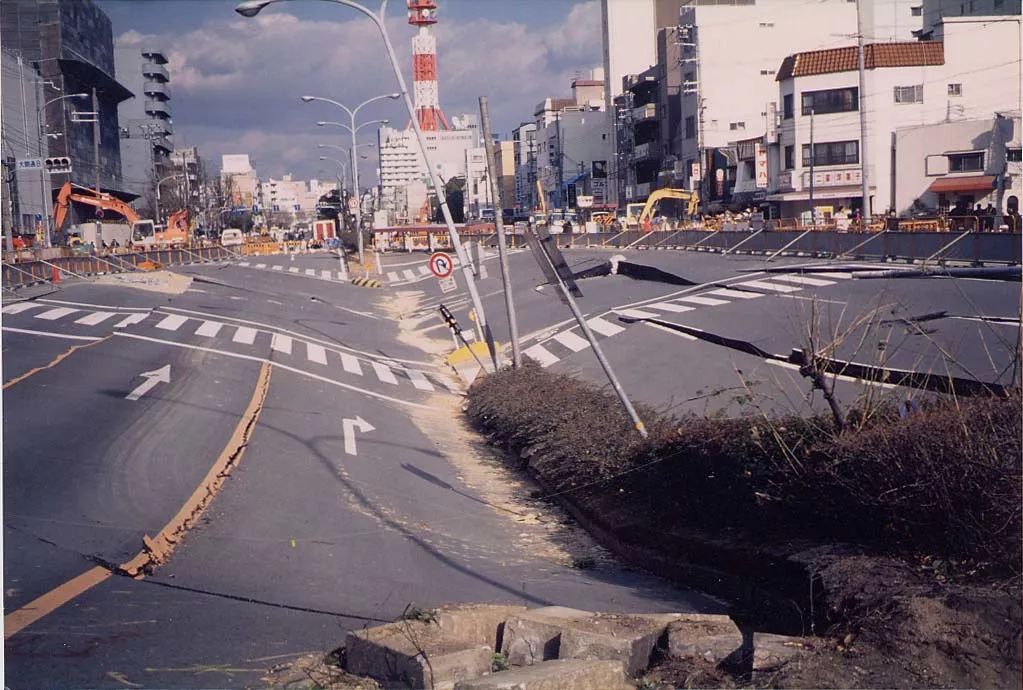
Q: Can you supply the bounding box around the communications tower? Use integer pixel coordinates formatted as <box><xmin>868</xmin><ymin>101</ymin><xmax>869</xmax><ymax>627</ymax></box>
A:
<box><xmin>407</xmin><ymin>0</ymin><xmax>449</xmax><ymax>131</ymax></box>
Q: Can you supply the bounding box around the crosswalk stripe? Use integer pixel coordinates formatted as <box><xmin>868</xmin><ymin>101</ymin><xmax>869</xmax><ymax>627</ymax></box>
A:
<box><xmin>114</xmin><ymin>313</ymin><xmax>148</xmax><ymax>328</ymax></box>
<box><xmin>616</xmin><ymin>308</ymin><xmax>660</xmax><ymax>320</ymax></box>
<box><xmin>387</xmin><ymin>271</ymin><xmax>401</xmax><ymax>282</ymax></box>
<box><xmin>707</xmin><ymin>288</ymin><xmax>762</xmax><ymax>300</ymax></box>
<box><xmin>405</xmin><ymin>369</ymin><xmax>435</xmax><ymax>391</ymax></box>
<box><xmin>552</xmin><ymin>330</ymin><xmax>590</xmax><ymax>352</ymax></box>
<box><xmin>271</xmin><ymin>333</ymin><xmax>293</xmax><ymax>354</ymax></box>
<box><xmin>770</xmin><ymin>275</ymin><xmax>836</xmax><ymax>287</ymax></box>
<box><xmin>305</xmin><ymin>269</ymin><xmax>316</xmax><ymax>276</ymax></box>
<box><xmin>675</xmin><ymin>295</ymin><xmax>729</xmax><ymax>307</ymax></box>
<box><xmin>35</xmin><ymin>307</ymin><xmax>77</xmax><ymax>321</ymax></box>
<box><xmin>233</xmin><ymin>326</ymin><xmax>258</xmax><ymax>344</ymax></box>
<box><xmin>272</xmin><ymin>265</ymin><xmax>283</xmax><ymax>271</ymax></box>
<box><xmin>736</xmin><ymin>280</ymin><xmax>802</xmax><ymax>293</ymax></box>
<box><xmin>403</xmin><ymin>269</ymin><xmax>417</xmax><ymax>281</ymax></box>
<box><xmin>336</xmin><ymin>271</ymin><xmax>348</xmax><ymax>281</ymax></box>
<box><xmin>649</xmin><ymin>301</ymin><xmax>696</xmax><ymax>313</ymax></box>
<box><xmin>372</xmin><ymin>361</ymin><xmax>398</xmax><ymax>385</ymax></box>
<box><xmin>523</xmin><ymin>343</ymin><xmax>559</xmax><ymax>367</ymax></box>
<box><xmin>306</xmin><ymin>342</ymin><xmax>327</xmax><ymax>365</ymax></box>
<box><xmin>195</xmin><ymin>320</ymin><xmax>224</xmax><ymax>337</ymax></box>
<box><xmin>156</xmin><ymin>314</ymin><xmax>188</xmax><ymax>331</ymax></box>
<box><xmin>2</xmin><ymin>302</ymin><xmax>39</xmax><ymax>314</ymax></box>
<box><xmin>417</xmin><ymin>265</ymin><xmax>431</xmax><ymax>275</ymax></box>
<box><xmin>238</xmin><ymin>261</ymin><xmax>250</xmax><ymax>267</ymax></box>
<box><xmin>254</xmin><ymin>263</ymin><xmax>267</xmax><ymax>269</ymax></box>
<box><xmin>805</xmin><ymin>271</ymin><xmax>853</xmax><ymax>280</ymax></box>
<box><xmin>75</xmin><ymin>311</ymin><xmax>117</xmax><ymax>326</ymax></box>
<box><xmin>432</xmin><ymin>374</ymin><xmax>462</xmax><ymax>394</ymax></box>
<box><xmin>340</xmin><ymin>352</ymin><xmax>362</xmax><ymax>376</ymax></box>
<box><xmin>289</xmin><ymin>267</ymin><xmax>299</xmax><ymax>273</ymax></box>
<box><xmin>587</xmin><ymin>316</ymin><xmax>626</xmax><ymax>337</ymax></box>
<box><xmin>321</xmin><ymin>270</ymin><xmax>332</xmax><ymax>280</ymax></box>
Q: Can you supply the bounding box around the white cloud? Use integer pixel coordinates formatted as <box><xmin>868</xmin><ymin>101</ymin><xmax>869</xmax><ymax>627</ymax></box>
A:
<box><xmin>115</xmin><ymin>1</ymin><xmax>601</xmax><ymax>180</ymax></box>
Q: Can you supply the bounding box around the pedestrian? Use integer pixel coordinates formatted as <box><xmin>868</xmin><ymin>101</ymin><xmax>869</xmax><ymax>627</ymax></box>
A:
<box><xmin>984</xmin><ymin>203</ymin><xmax>997</xmax><ymax>231</ymax></box>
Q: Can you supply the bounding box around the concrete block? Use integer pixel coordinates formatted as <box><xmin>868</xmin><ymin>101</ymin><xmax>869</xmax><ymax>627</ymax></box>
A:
<box><xmin>666</xmin><ymin>613</ymin><xmax>743</xmax><ymax>663</ymax></box>
<box><xmin>436</xmin><ymin>603</ymin><xmax>527</xmax><ymax>650</ymax></box>
<box><xmin>453</xmin><ymin>659</ymin><xmax>631</xmax><ymax>690</ymax></box>
<box><xmin>558</xmin><ymin>613</ymin><xmax>681</xmax><ymax>676</ymax></box>
<box><xmin>752</xmin><ymin>633</ymin><xmax>808</xmax><ymax>671</ymax></box>
<box><xmin>500</xmin><ymin>607</ymin><xmax>593</xmax><ymax>666</ymax></box>
<box><xmin>346</xmin><ymin>622</ymin><xmax>492</xmax><ymax>689</ymax></box>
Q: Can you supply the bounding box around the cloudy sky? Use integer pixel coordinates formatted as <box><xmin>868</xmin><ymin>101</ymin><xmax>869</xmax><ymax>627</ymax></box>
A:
<box><xmin>99</xmin><ymin>0</ymin><xmax>603</xmax><ymax>183</ymax></box>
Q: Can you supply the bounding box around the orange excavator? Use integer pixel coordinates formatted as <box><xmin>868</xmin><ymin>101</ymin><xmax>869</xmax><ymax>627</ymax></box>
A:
<box><xmin>54</xmin><ymin>181</ymin><xmax>190</xmax><ymax>248</ymax></box>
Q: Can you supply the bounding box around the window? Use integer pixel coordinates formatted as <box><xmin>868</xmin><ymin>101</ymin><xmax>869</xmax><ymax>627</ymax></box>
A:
<box><xmin>802</xmin><ymin>140</ymin><xmax>859</xmax><ymax>166</ymax></box>
<box><xmin>684</xmin><ymin>71</ymin><xmax>695</xmax><ymax>84</ymax></box>
<box><xmin>801</xmin><ymin>87</ymin><xmax>858</xmax><ymax>115</ymax></box>
<box><xmin>783</xmin><ymin>94</ymin><xmax>794</xmax><ymax>119</ymax></box>
<box><xmin>729</xmin><ymin>121</ymin><xmax>746</xmax><ymax>131</ymax></box>
<box><xmin>911</xmin><ymin>5</ymin><xmax>922</xmax><ymax>15</ymax></box>
<box><xmin>784</xmin><ymin>145</ymin><xmax>795</xmax><ymax>170</ymax></box>
<box><xmin>685</xmin><ymin>115</ymin><xmax>696</xmax><ymax>139</ymax></box>
<box><xmin>893</xmin><ymin>85</ymin><xmax>923</xmax><ymax>104</ymax></box>
<box><xmin>759</xmin><ymin>69</ymin><xmax>774</xmax><ymax>75</ymax></box>
<box><xmin>1008</xmin><ymin>147</ymin><xmax>1022</xmax><ymax>162</ymax></box>
<box><xmin>948</xmin><ymin>151</ymin><xmax>984</xmax><ymax>171</ymax></box>
<box><xmin>948</xmin><ymin>83</ymin><xmax>962</xmax><ymax>96</ymax></box>
<box><xmin>995</xmin><ymin>0</ymin><xmax>1005</xmax><ymax>8</ymax></box>
<box><xmin>759</xmin><ymin>22</ymin><xmax>774</xmax><ymax>27</ymax></box>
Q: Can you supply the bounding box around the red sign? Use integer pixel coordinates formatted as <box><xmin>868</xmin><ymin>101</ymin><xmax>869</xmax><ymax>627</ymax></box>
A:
<box><xmin>428</xmin><ymin>252</ymin><xmax>454</xmax><ymax>279</ymax></box>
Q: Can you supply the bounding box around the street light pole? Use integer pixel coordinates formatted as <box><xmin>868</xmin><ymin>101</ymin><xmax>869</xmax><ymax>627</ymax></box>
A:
<box><xmin>36</xmin><ymin>92</ymin><xmax>87</xmax><ymax>247</ymax></box>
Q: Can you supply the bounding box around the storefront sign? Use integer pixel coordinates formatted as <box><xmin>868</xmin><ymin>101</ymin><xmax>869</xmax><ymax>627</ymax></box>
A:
<box><xmin>803</xmin><ymin>168</ymin><xmax>861</xmax><ymax>188</ymax></box>
<box><xmin>755</xmin><ymin>143</ymin><xmax>768</xmax><ymax>188</ymax></box>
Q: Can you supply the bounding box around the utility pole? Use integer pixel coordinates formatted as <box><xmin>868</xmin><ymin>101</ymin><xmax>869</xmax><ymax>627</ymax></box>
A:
<box><xmin>809</xmin><ymin>107</ymin><xmax>816</xmax><ymax>229</ymax></box>
<box><xmin>856</xmin><ymin>0</ymin><xmax>869</xmax><ymax>231</ymax></box>
<box><xmin>479</xmin><ymin>96</ymin><xmax>521</xmax><ymax>368</ymax></box>
<box><xmin>555</xmin><ymin>111</ymin><xmax>564</xmax><ymax>211</ymax></box>
<box><xmin>92</xmin><ymin>87</ymin><xmax>102</xmax><ymax>250</ymax></box>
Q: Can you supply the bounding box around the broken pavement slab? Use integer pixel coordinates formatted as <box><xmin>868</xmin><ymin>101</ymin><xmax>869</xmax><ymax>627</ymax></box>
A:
<box><xmin>666</xmin><ymin>613</ymin><xmax>744</xmax><ymax>663</ymax></box>
<box><xmin>501</xmin><ymin>607</ymin><xmax>593</xmax><ymax>666</ymax></box>
<box><xmin>453</xmin><ymin>659</ymin><xmax>632</xmax><ymax>690</ymax></box>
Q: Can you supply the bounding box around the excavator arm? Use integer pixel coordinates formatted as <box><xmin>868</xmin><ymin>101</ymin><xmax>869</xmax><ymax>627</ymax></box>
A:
<box><xmin>536</xmin><ymin>179</ymin><xmax>547</xmax><ymax>217</ymax></box>
<box><xmin>53</xmin><ymin>181</ymin><xmax>141</xmax><ymax>232</ymax></box>
<box><xmin>637</xmin><ymin>188</ymin><xmax>700</xmax><ymax>224</ymax></box>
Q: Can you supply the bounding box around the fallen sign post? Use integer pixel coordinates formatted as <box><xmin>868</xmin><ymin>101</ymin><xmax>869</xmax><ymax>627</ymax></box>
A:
<box><xmin>439</xmin><ymin>303</ymin><xmax>489</xmax><ymax>373</ymax></box>
<box><xmin>525</xmin><ymin>227</ymin><xmax>648</xmax><ymax>438</ymax></box>
<box><xmin>431</xmin><ymin>251</ymin><xmax>458</xmax><ymax>293</ymax></box>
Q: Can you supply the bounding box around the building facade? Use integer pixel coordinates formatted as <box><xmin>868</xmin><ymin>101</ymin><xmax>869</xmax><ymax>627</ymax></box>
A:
<box><xmin>115</xmin><ymin>43</ymin><xmax>173</xmax><ymax>207</ymax></box>
<box><xmin>492</xmin><ymin>140</ymin><xmax>517</xmax><ymax>211</ymax></box>
<box><xmin>511</xmin><ymin>122</ymin><xmax>538</xmax><ymax>212</ymax></box>
<box><xmin>221</xmin><ymin>154</ymin><xmax>258</xmax><ymax>207</ymax></box>
<box><xmin>1</xmin><ymin>50</ymin><xmax>48</xmax><ymax>237</ymax></box>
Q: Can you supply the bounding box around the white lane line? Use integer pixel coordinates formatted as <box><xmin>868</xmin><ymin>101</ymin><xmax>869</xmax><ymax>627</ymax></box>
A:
<box><xmin>34</xmin><ymin>307</ymin><xmax>77</xmax><ymax>321</ymax></box>
<box><xmin>552</xmin><ymin>330</ymin><xmax>590</xmax><ymax>352</ymax></box>
<box><xmin>707</xmin><ymin>288</ymin><xmax>762</xmax><ymax>300</ymax></box>
<box><xmin>615</xmin><ymin>308</ymin><xmax>660</xmax><ymax>320</ymax></box>
<box><xmin>649</xmin><ymin>301</ymin><xmax>696</xmax><ymax>313</ymax></box>
<box><xmin>417</xmin><ymin>265</ymin><xmax>431</xmax><ymax>275</ymax></box>
<box><xmin>2</xmin><ymin>326</ymin><xmax>101</xmax><ymax>341</ymax></box>
<box><xmin>38</xmin><ymin>298</ymin><xmax>150</xmax><ymax>312</ymax></box>
<box><xmin>387</xmin><ymin>271</ymin><xmax>401</xmax><ymax>282</ymax></box>
<box><xmin>195</xmin><ymin>320</ymin><xmax>224</xmax><ymax>338</ymax></box>
<box><xmin>272</xmin><ymin>265</ymin><xmax>283</xmax><ymax>271</ymax></box>
<box><xmin>289</xmin><ymin>267</ymin><xmax>300</xmax><ymax>273</ymax></box>
<box><xmin>811</xmin><ymin>272</ymin><xmax>853</xmax><ymax>280</ymax></box>
<box><xmin>765</xmin><ymin>359</ymin><xmax>897</xmax><ymax>390</ymax></box>
<box><xmin>405</xmin><ymin>369</ymin><xmax>435</xmax><ymax>391</ymax></box>
<box><xmin>238</xmin><ymin>262</ymin><xmax>250</xmax><ymax>267</ymax></box>
<box><xmin>233</xmin><ymin>326</ymin><xmax>258</xmax><ymax>345</ymax></box>
<box><xmin>155</xmin><ymin>314</ymin><xmax>188</xmax><ymax>331</ymax></box>
<box><xmin>340</xmin><ymin>352</ymin><xmax>363</xmax><ymax>376</ymax></box>
<box><xmin>115</xmin><ymin>332</ymin><xmax>430</xmax><ymax>410</ymax></box>
<box><xmin>271</xmin><ymin>333</ymin><xmax>293</xmax><ymax>354</ymax></box>
<box><xmin>306</xmin><ymin>342</ymin><xmax>328</xmax><ymax>365</ymax></box>
<box><xmin>372</xmin><ymin>361</ymin><xmax>399</xmax><ymax>385</ymax></box>
<box><xmin>403</xmin><ymin>269</ymin><xmax>417</xmax><ymax>281</ymax></box>
<box><xmin>523</xmin><ymin>343</ymin><xmax>559</xmax><ymax>367</ymax></box>
<box><xmin>643</xmin><ymin>321</ymin><xmax>698</xmax><ymax>340</ymax></box>
<box><xmin>336</xmin><ymin>271</ymin><xmax>349</xmax><ymax>282</ymax></box>
<box><xmin>771</xmin><ymin>275</ymin><xmax>836</xmax><ymax>287</ymax></box>
<box><xmin>305</xmin><ymin>269</ymin><xmax>316</xmax><ymax>276</ymax></box>
<box><xmin>586</xmin><ymin>316</ymin><xmax>625</xmax><ymax>337</ymax></box>
<box><xmin>736</xmin><ymin>280</ymin><xmax>802</xmax><ymax>293</ymax></box>
<box><xmin>675</xmin><ymin>295</ymin><xmax>730</xmax><ymax>307</ymax></box>
<box><xmin>74</xmin><ymin>311</ymin><xmax>118</xmax><ymax>326</ymax></box>
<box><xmin>2</xmin><ymin>303</ymin><xmax>40</xmax><ymax>314</ymax></box>
<box><xmin>114</xmin><ymin>313</ymin><xmax>148</xmax><ymax>328</ymax></box>
<box><xmin>321</xmin><ymin>270</ymin><xmax>332</xmax><ymax>280</ymax></box>
<box><xmin>254</xmin><ymin>263</ymin><xmax>267</xmax><ymax>269</ymax></box>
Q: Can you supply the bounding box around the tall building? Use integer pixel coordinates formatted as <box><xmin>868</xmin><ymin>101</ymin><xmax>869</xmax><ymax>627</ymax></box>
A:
<box><xmin>493</xmin><ymin>140</ymin><xmax>517</xmax><ymax>211</ymax></box>
<box><xmin>115</xmin><ymin>43</ymin><xmax>173</xmax><ymax>208</ymax></box>
<box><xmin>1</xmin><ymin>50</ymin><xmax>47</xmax><ymax>236</ymax></box>
<box><xmin>511</xmin><ymin>122</ymin><xmax>538</xmax><ymax>212</ymax></box>
<box><xmin>221</xmin><ymin>154</ymin><xmax>258</xmax><ymax>207</ymax></box>
<box><xmin>919</xmin><ymin>0</ymin><xmax>1022</xmax><ymax>37</ymax></box>
<box><xmin>1</xmin><ymin>0</ymin><xmax>133</xmax><ymax>200</ymax></box>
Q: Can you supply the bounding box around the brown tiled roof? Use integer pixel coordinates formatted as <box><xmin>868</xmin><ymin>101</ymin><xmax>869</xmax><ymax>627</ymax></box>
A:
<box><xmin>776</xmin><ymin>41</ymin><xmax>944</xmax><ymax>81</ymax></box>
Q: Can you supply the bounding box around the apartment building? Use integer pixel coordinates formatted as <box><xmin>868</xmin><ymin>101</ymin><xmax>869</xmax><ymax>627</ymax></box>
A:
<box><xmin>511</xmin><ymin>122</ymin><xmax>537</xmax><ymax>212</ymax></box>
<box><xmin>115</xmin><ymin>43</ymin><xmax>174</xmax><ymax>206</ymax></box>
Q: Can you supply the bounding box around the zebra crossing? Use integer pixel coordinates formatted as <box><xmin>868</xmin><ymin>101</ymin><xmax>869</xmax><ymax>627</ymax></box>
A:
<box><xmin>1</xmin><ymin>301</ymin><xmax>459</xmax><ymax>394</ymax></box>
<box><xmin>234</xmin><ymin>260</ymin><xmax>350</xmax><ymax>283</ymax></box>
<box><xmin>522</xmin><ymin>271</ymin><xmax>853</xmax><ymax>369</ymax></box>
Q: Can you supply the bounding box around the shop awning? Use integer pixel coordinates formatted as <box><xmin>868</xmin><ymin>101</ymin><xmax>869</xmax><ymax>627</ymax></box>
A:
<box><xmin>927</xmin><ymin>175</ymin><xmax>995</xmax><ymax>194</ymax></box>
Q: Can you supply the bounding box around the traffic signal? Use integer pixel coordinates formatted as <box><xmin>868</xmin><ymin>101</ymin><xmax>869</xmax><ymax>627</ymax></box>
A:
<box><xmin>44</xmin><ymin>157</ymin><xmax>72</xmax><ymax>174</ymax></box>
<box><xmin>438</xmin><ymin>304</ymin><xmax>462</xmax><ymax>335</ymax></box>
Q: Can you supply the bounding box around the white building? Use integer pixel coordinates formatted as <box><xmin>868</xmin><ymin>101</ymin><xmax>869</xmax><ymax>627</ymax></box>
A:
<box><xmin>221</xmin><ymin>154</ymin><xmax>258</xmax><ymax>207</ymax></box>
<box><xmin>463</xmin><ymin>147</ymin><xmax>492</xmax><ymax>218</ymax></box>
<box><xmin>765</xmin><ymin>14</ymin><xmax>1021</xmax><ymax>218</ymax></box>
<box><xmin>919</xmin><ymin>0</ymin><xmax>1023</xmax><ymax>37</ymax></box>
<box><xmin>894</xmin><ymin>111</ymin><xmax>1020</xmax><ymax>222</ymax></box>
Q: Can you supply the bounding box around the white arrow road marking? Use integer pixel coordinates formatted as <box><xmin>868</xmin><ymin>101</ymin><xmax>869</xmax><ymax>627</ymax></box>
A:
<box><xmin>126</xmin><ymin>364</ymin><xmax>171</xmax><ymax>401</ymax></box>
<box><xmin>342</xmin><ymin>416</ymin><xmax>375</xmax><ymax>456</ymax></box>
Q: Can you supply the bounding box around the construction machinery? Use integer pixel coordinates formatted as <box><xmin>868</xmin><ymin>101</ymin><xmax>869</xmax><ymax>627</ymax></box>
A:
<box><xmin>623</xmin><ymin>188</ymin><xmax>700</xmax><ymax>227</ymax></box>
<box><xmin>53</xmin><ymin>181</ymin><xmax>189</xmax><ymax>248</ymax></box>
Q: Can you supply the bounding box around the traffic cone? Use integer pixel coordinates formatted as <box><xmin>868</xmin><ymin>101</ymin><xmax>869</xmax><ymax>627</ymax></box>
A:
<box><xmin>51</xmin><ymin>266</ymin><xmax>61</xmax><ymax>284</ymax></box>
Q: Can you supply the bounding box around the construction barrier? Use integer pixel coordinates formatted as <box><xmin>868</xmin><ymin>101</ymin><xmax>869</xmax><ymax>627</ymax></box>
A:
<box><xmin>350</xmin><ymin>276</ymin><xmax>382</xmax><ymax>288</ymax></box>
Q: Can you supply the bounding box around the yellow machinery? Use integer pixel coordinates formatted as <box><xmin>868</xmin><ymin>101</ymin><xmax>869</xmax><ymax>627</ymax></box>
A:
<box><xmin>627</xmin><ymin>188</ymin><xmax>700</xmax><ymax>227</ymax></box>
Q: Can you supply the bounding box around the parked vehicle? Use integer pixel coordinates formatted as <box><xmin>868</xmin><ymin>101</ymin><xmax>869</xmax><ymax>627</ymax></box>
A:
<box><xmin>220</xmin><ymin>228</ymin><xmax>244</xmax><ymax>247</ymax></box>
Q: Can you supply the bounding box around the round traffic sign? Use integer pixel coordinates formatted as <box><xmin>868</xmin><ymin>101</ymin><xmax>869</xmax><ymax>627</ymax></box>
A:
<box><xmin>94</xmin><ymin>208</ymin><xmax>105</xmax><ymax>219</ymax></box>
<box><xmin>428</xmin><ymin>251</ymin><xmax>454</xmax><ymax>279</ymax></box>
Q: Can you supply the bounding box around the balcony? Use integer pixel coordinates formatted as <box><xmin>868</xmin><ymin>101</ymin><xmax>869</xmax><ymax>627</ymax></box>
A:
<box><xmin>144</xmin><ymin>82</ymin><xmax>170</xmax><ymax>99</ymax></box>
<box><xmin>141</xmin><ymin>48</ymin><xmax>168</xmax><ymax>64</ymax></box>
<box><xmin>144</xmin><ymin>98</ymin><xmax>171</xmax><ymax>116</ymax></box>
<box><xmin>142</xmin><ymin>62</ymin><xmax>168</xmax><ymax>81</ymax></box>
<box><xmin>153</xmin><ymin>136</ymin><xmax>172</xmax><ymax>153</ymax></box>
<box><xmin>632</xmin><ymin>103</ymin><xmax>657</xmax><ymax>121</ymax></box>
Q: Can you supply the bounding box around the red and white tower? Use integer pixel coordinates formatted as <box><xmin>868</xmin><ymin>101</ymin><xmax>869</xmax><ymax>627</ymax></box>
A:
<box><xmin>408</xmin><ymin>0</ymin><xmax>449</xmax><ymax>131</ymax></box>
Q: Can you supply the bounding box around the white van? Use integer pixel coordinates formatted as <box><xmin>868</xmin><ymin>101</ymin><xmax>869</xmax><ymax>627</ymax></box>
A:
<box><xmin>220</xmin><ymin>228</ymin><xmax>244</xmax><ymax>247</ymax></box>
